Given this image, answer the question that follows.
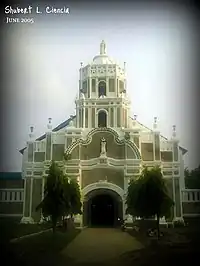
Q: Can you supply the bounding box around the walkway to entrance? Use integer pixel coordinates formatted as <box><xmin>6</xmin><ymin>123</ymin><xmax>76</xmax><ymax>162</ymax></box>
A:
<box><xmin>61</xmin><ymin>228</ymin><xmax>144</xmax><ymax>264</ymax></box>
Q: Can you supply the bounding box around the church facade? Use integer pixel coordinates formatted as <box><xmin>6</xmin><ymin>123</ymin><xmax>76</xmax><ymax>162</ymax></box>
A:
<box><xmin>19</xmin><ymin>41</ymin><xmax>187</xmax><ymax>226</ymax></box>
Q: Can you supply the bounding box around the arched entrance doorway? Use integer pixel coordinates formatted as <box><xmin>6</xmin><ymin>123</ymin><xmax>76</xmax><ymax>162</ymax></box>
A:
<box><xmin>90</xmin><ymin>194</ymin><xmax>114</xmax><ymax>226</ymax></box>
<box><xmin>83</xmin><ymin>188</ymin><xmax>123</xmax><ymax>227</ymax></box>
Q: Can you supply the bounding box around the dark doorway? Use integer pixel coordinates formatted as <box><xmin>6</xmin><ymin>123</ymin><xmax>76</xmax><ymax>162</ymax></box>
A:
<box><xmin>90</xmin><ymin>194</ymin><xmax>115</xmax><ymax>227</ymax></box>
<box><xmin>82</xmin><ymin>188</ymin><xmax>123</xmax><ymax>227</ymax></box>
<box><xmin>98</xmin><ymin>111</ymin><xmax>107</xmax><ymax>127</ymax></box>
<box><xmin>98</xmin><ymin>81</ymin><xmax>106</xmax><ymax>97</ymax></box>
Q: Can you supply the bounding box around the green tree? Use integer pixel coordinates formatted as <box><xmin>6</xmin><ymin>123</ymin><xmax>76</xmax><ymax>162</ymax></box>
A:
<box><xmin>64</xmin><ymin>151</ymin><xmax>82</xmax><ymax>219</ymax></box>
<box><xmin>36</xmin><ymin>161</ymin><xmax>66</xmax><ymax>233</ymax></box>
<box><xmin>185</xmin><ymin>165</ymin><xmax>200</xmax><ymax>189</ymax></box>
<box><xmin>61</xmin><ymin>175</ymin><xmax>71</xmax><ymax>228</ymax></box>
<box><xmin>68</xmin><ymin>178</ymin><xmax>82</xmax><ymax>218</ymax></box>
<box><xmin>126</xmin><ymin>166</ymin><xmax>174</xmax><ymax>238</ymax></box>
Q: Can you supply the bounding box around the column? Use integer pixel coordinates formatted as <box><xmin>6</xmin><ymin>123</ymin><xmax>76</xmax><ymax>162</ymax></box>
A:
<box><xmin>29</xmin><ymin>177</ymin><xmax>34</xmax><ymax>221</ymax></box>
<box><xmin>83</xmin><ymin>104</ymin><xmax>85</xmax><ymax>128</ymax></box>
<box><xmin>96</xmin><ymin>77</ymin><xmax>98</xmax><ymax>97</ymax></box>
<box><xmin>39</xmin><ymin>177</ymin><xmax>45</xmax><ymax>223</ymax></box>
<box><xmin>114</xmin><ymin>107</ymin><xmax>117</xmax><ymax>127</ymax></box>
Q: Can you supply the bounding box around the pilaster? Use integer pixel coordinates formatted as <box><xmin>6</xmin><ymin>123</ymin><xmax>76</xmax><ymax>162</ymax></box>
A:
<box><xmin>96</xmin><ymin>77</ymin><xmax>98</xmax><ymax>97</ymax></box>
<box><xmin>29</xmin><ymin>177</ymin><xmax>33</xmax><ymax>218</ymax></box>
<box><xmin>22</xmin><ymin>178</ymin><xmax>26</xmax><ymax>217</ymax></box>
<box><xmin>83</xmin><ymin>102</ymin><xmax>85</xmax><ymax>129</ymax></box>
<box><xmin>114</xmin><ymin>107</ymin><xmax>117</xmax><ymax>127</ymax></box>
<box><xmin>77</xmin><ymin>105</ymin><xmax>79</xmax><ymax>128</ymax></box>
<box><xmin>20</xmin><ymin>177</ymin><xmax>35</xmax><ymax>224</ymax></box>
<box><xmin>171</xmin><ymin>125</ymin><xmax>183</xmax><ymax>221</ymax></box>
<box><xmin>88</xmin><ymin>107</ymin><xmax>92</xmax><ymax>128</ymax></box>
<box><xmin>39</xmin><ymin>177</ymin><xmax>45</xmax><ymax>223</ymax></box>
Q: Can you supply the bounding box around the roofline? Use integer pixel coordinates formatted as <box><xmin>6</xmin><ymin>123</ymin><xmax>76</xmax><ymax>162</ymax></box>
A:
<box><xmin>19</xmin><ymin>115</ymin><xmax>187</xmax><ymax>155</ymax></box>
<box><xmin>19</xmin><ymin>115</ymin><xmax>75</xmax><ymax>154</ymax></box>
<box><xmin>131</xmin><ymin>117</ymin><xmax>188</xmax><ymax>155</ymax></box>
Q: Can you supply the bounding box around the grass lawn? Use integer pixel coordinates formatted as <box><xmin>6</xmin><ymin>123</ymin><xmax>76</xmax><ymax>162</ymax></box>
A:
<box><xmin>1</xmin><ymin>228</ymin><xmax>81</xmax><ymax>266</ymax></box>
<box><xmin>0</xmin><ymin>218</ymin><xmax>52</xmax><ymax>242</ymax></box>
<box><xmin>123</xmin><ymin>220</ymin><xmax>200</xmax><ymax>266</ymax></box>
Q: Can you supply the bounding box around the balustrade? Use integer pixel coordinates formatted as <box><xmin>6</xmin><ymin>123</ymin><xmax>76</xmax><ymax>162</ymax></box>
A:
<box><xmin>182</xmin><ymin>189</ymin><xmax>200</xmax><ymax>202</ymax></box>
<box><xmin>0</xmin><ymin>189</ymin><xmax>24</xmax><ymax>202</ymax></box>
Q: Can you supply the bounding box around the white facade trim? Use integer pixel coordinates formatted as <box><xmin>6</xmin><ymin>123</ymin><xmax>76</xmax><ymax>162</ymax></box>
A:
<box><xmin>23</xmin><ymin>179</ymin><xmax>26</xmax><ymax>215</ymax></box>
<box><xmin>183</xmin><ymin>213</ymin><xmax>200</xmax><ymax>217</ymax></box>
<box><xmin>82</xmin><ymin>181</ymin><xmax>125</xmax><ymax>199</ymax></box>
<box><xmin>95</xmin><ymin>108</ymin><xmax>109</xmax><ymax>128</ymax></box>
<box><xmin>0</xmin><ymin>188</ymin><xmax>24</xmax><ymax>191</ymax></box>
<box><xmin>182</xmin><ymin>189</ymin><xmax>200</xmax><ymax>202</ymax></box>
<box><xmin>29</xmin><ymin>178</ymin><xmax>33</xmax><ymax>217</ymax></box>
<box><xmin>0</xmin><ymin>190</ymin><xmax>24</xmax><ymax>202</ymax></box>
<box><xmin>20</xmin><ymin>216</ymin><xmax>34</xmax><ymax>224</ymax></box>
<box><xmin>182</xmin><ymin>189</ymin><xmax>200</xmax><ymax>192</ymax></box>
<box><xmin>172</xmin><ymin>175</ymin><xmax>176</xmax><ymax>218</ymax></box>
<box><xmin>0</xmin><ymin>214</ymin><xmax>22</xmax><ymax>217</ymax></box>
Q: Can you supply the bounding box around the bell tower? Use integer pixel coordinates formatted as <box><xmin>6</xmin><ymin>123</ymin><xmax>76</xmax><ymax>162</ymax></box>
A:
<box><xmin>75</xmin><ymin>41</ymin><xmax>131</xmax><ymax>129</ymax></box>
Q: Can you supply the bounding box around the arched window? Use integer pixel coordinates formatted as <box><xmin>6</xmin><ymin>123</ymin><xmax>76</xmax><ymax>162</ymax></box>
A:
<box><xmin>98</xmin><ymin>81</ymin><xmax>106</xmax><ymax>97</ymax></box>
<box><xmin>98</xmin><ymin>111</ymin><xmax>107</xmax><ymax>127</ymax></box>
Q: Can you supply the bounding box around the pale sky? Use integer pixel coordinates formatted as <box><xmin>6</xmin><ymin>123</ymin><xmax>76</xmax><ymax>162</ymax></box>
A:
<box><xmin>1</xmin><ymin>1</ymin><xmax>199</xmax><ymax>171</ymax></box>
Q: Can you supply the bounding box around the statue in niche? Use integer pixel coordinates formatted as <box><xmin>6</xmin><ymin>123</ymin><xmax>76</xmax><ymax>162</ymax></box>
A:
<box><xmin>100</xmin><ymin>137</ymin><xmax>107</xmax><ymax>156</ymax></box>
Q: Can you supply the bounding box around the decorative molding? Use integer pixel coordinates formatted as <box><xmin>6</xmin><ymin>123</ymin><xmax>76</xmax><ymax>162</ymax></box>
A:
<box><xmin>82</xmin><ymin>181</ymin><xmax>125</xmax><ymax>199</ymax></box>
<box><xmin>0</xmin><ymin>190</ymin><xmax>24</xmax><ymax>202</ymax></box>
<box><xmin>182</xmin><ymin>189</ymin><xmax>200</xmax><ymax>202</ymax></box>
<box><xmin>96</xmin><ymin>108</ymin><xmax>109</xmax><ymax>116</ymax></box>
<box><xmin>65</xmin><ymin>127</ymin><xmax>141</xmax><ymax>160</ymax></box>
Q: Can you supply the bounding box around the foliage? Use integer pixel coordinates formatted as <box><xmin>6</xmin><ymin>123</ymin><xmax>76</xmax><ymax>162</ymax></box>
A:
<box><xmin>36</xmin><ymin>161</ymin><xmax>82</xmax><ymax>232</ymax></box>
<box><xmin>185</xmin><ymin>165</ymin><xmax>200</xmax><ymax>189</ymax></box>
<box><xmin>61</xmin><ymin>175</ymin><xmax>71</xmax><ymax>218</ymax></box>
<box><xmin>36</xmin><ymin>161</ymin><xmax>66</xmax><ymax>232</ymax></box>
<box><xmin>68</xmin><ymin>178</ymin><xmax>82</xmax><ymax>217</ymax></box>
<box><xmin>126</xmin><ymin>166</ymin><xmax>174</xmax><ymax>238</ymax></box>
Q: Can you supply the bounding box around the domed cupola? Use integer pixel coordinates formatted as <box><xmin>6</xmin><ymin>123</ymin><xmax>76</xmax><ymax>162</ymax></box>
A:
<box><xmin>92</xmin><ymin>40</ymin><xmax>115</xmax><ymax>65</ymax></box>
<box><xmin>75</xmin><ymin>41</ymin><xmax>130</xmax><ymax>129</ymax></box>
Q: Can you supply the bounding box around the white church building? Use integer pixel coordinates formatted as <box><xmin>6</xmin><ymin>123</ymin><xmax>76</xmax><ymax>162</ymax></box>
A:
<box><xmin>16</xmin><ymin>41</ymin><xmax>197</xmax><ymax>226</ymax></box>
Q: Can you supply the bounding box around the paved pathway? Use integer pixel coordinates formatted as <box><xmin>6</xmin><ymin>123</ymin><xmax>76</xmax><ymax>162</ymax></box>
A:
<box><xmin>62</xmin><ymin>228</ymin><xmax>144</xmax><ymax>264</ymax></box>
